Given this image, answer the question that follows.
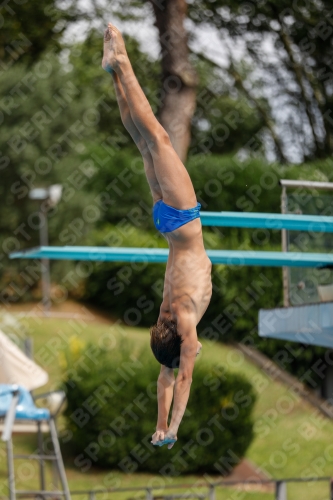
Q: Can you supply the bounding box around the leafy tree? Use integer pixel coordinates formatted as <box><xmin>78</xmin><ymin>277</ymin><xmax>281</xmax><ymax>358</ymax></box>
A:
<box><xmin>0</xmin><ymin>50</ymin><xmax>128</xmax><ymax>303</ymax></box>
<box><xmin>186</xmin><ymin>0</ymin><xmax>333</xmax><ymax>162</ymax></box>
<box><xmin>0</xmin><ymin>0</ymin><xmax>80</xmax><ymax>65</ymax></box>
<box><xmin>0</xmin><ymin>36</ymin><xmax>166</xmax><ymax>304</ymax></box>
<box><xmin>68</xmin><ymin>29</ymin><xmax>162</xmax><ymax>140</ymax></box>
<box><xmin>188</xmin><ymin>54</ymin><xmax>264</xmax><ymax>156</ymax></box>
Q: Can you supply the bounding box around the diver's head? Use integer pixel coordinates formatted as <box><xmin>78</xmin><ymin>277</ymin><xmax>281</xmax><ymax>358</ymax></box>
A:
<box><xmin>150</xmin><ymin>318</ymin><xmax>202</xmax><ymax>368</ymax></box>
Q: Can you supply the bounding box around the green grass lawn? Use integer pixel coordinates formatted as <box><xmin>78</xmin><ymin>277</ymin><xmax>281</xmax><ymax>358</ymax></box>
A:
<box><xmin>1</xmin><ymin>317</ymin><xmax>333</xmax><ymax>500</ymax></box>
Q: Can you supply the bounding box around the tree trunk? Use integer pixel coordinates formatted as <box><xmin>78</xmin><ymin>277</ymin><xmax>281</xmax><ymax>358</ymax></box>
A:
<box><xmin>149</xmin><ymin>0</ymin><xmax>198</xmax><ymax>162</ymax></box>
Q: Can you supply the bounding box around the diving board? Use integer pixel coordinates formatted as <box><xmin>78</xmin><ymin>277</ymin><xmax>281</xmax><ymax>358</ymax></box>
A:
<box><xmin>259</xmin><ymin>302</ymin><xmax>333</xmax><ymax>348</ymax></box>
<box><xmin>200</xmin><ymin>211</ymin><xmax>333</xmax><ymax>232</ymax></box>
<box><xmin>10</xmin><ymin>246</ymin><xmax>333</xmax><ymax>268</ymax></box>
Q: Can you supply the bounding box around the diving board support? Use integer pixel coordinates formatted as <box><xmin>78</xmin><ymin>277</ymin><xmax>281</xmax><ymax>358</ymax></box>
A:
<box><xmin>278</xmin><ymin>178</ymin><xmax>333</xmax><ymax>308</ymax></box>
<box><xmin>9</xmin><ymin>246</ymin><xmax>333</xmax><ymax>268</ymax></box>
<box><xmin>281</xmin><ymin>184</ymin><xmax>290</xmax><ymax>307</ymax></box>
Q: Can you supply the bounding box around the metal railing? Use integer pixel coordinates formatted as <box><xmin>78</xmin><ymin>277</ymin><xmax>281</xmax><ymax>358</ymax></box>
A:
<box><xmin>1</xmin><ymin>476</ymin><xmax>333</xmax><ymax>500</ymax></box>
<box><xmin>279</xmin><ymin>178</ymin><xmax>333</xmax><ymax>307</ymax></box>
<box><xmin>66</xmin><ymin>476</ymin><xmax>333</xmax><ymax>500</ymax></box>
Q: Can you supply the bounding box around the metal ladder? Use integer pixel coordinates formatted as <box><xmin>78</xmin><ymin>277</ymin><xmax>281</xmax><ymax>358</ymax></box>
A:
<box><xmin>2</xmin><ymin>386</ymin><xmax>71</xmax><ymax>500</ymax></box>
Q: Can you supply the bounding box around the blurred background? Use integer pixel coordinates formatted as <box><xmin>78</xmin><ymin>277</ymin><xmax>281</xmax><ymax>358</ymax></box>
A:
<box><xmin>1</xmin><ymin>1</ymin><xmax>333</xmax><ymax>499</ymax></box>
<box><xmin>1</xmin><ymin>0</ymin><xmax>333</xmax><ymax>384</ymax></box>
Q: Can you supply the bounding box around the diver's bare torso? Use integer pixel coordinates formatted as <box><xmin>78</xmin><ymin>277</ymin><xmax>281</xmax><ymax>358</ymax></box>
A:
<box><xmin>160</xmin><ymin>217</ymin><xmax>212</xmax><ymax>325</ymax></box>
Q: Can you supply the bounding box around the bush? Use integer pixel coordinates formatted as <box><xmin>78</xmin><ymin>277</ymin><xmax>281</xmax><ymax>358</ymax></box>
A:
<box><xmin>62</xmin><ymin>341</ymin><xmax>257</xmax><ymax>475</ymax></box>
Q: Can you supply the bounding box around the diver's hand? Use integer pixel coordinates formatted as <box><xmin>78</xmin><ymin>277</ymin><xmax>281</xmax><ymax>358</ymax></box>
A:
<box><xmin>151</xmin><ymin>428</ymin><xmax>177</xmax><ymax>449</ymax></box>
<box><xmin>151</xmin><ymin>428</ymin><xmax>168</xmax><ymax>446</ymax></box>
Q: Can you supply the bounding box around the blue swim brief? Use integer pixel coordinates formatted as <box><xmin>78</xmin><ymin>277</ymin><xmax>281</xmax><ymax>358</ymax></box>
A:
<box><xmin>153</xmin><ymin>200</ymin><xmax>201</xmax><ymax>233</ymax></box>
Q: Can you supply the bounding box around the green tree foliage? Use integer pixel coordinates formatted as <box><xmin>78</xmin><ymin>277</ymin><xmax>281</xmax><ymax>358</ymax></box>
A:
<box><xmin>68</xmin><ymin>30</ymin><xmax>162</xmax><ymax>138</ymax></box>
<box><xmin>62</xmin><ymin>341</ymin><xmax>257</xmax><ymax>474</ymax></box>
<box><xmin>0</xmin><ymin>36</ymin><xmax>158</xmax><ymax>302</ymax></box>
<box><xmin>0</xmin><ymin>32</ymin><xmax>260</xmax><ymax>303</ymax></box>
<box><xmin>189</xmin><ymin>54</ymin><xmax>264</xmax><ymax>156</ymax></box>
<box><xmin>0</xmin><ymin>52</ymin><xmax>105</xmax><ymax>297</ymax></box>
<box><xmin>0</xmin><ymin>0</ymin><xmax>81</xmax><ymax>66</ymax></box>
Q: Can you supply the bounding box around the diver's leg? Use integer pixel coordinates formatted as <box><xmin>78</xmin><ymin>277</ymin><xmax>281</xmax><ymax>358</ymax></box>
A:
<box><xmin>108</xmin><ymin>50</ymin><xmax>162</xmax><ymax>202</ymax></box>
<box><xmin>103</xmin><ymin>23</ymin><xmax>197</xmax><ymax>209</ymax></box>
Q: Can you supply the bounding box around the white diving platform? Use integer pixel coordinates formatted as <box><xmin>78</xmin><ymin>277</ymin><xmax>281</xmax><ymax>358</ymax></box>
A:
<box><xmin>259</xmin><ymin>302</ymin><xmax>333</xmax><ymax>348</ymax></box>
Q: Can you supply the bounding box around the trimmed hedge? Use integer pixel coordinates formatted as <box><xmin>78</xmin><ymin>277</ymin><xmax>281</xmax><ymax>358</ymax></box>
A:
<box><xmin>62</xmin><ymin>341</ymin><xmax>256</xmax><ymax>475</ymax></box>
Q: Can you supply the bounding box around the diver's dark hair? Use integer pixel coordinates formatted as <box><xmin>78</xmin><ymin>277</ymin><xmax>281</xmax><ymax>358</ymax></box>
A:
<box><xmin>150</xmin><ymin>318</ymin><xmax>183</xmax><ymax>369</ymax></box>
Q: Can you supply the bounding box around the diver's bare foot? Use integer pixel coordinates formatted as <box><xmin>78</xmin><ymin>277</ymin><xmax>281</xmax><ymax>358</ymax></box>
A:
<box><xmin>102</xmin><ymin>23</ymin><xmax>128</xmax><ymax>74</ymax></box>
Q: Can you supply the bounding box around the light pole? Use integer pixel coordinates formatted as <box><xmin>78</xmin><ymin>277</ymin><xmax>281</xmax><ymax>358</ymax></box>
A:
<box><xmin>29</xmin><ymin>185</ymin><xmax>62</xmax><ymax>316</ymax></box>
